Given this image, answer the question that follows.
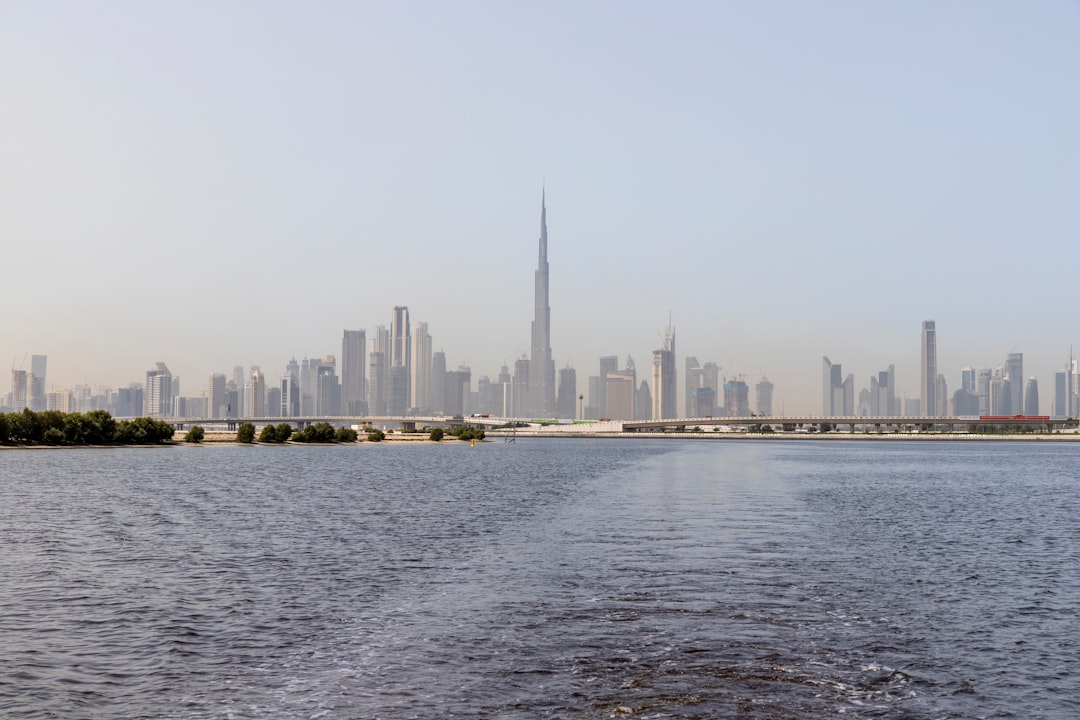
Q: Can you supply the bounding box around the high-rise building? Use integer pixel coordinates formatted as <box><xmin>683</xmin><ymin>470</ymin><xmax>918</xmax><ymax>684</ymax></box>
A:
<box><xmin>961</xmin><ymin>367</ymin><xmax>976</xmax><ymax>393</ymax></box>
<box><xmin>116</xmin><ymin>384</ymin><xmax>143</xmax><ymax>417</ymax></box>
<box><xmin>597</xmin><ymin>355</ymin><xmax>618</xmax><ymax>418</ymax></box>
<box><xmin>342</xmin><ymin>329</ymin><xmax>367</xmax><ymax>416</ymax></box>
<box><xmin>208</xmin><ymin>373</ymin><xmax>227</xmax><ymax>419</ymax></box>
<box><xmin>528</xmin><ymin>190</ymin><xmax>556</xmax><ymax>417</ymax></box>
<box><xmin>1054</xmin><ymin>370</ymin><xmax>1068</xmax><ymax>418</ymax></box>
<box><xmin>990</xmin><ymin>375</ymin><xmax>1011</xmax><ymax>415</ymax></box>
<box><xmin>868</xmin><ymin>365</ymin><xmax>896</xmax><ymax>416</ymax></box>
<box><xmin>29</xmin><ymin>355</ymin><xmax>46</xmax><ymax>412</ymax></box>
<box><xmin>410</xmin><ymin>322</ymin><xmax>432</xmax><ymax>413</ymax></box>
<box><xmin>316</xmin><ymin>355</ymin><xmax>340</xmax><ymax>416</ymax></box>
<box><xmin>1005</xmin><ymin>352</ymin><xmax>1023</xmax><ymax>417</ymax></box>
<box><xmin>368</xmin><ymin>326</ymin><xmax>389</xmax><ymax>415</ymax></box>
<box><xmin>684</xmin><ymin>356</ymin><xmax>700</xmax><ymax>419</ymax></box>
<box><xmin>247</xmin><ymin>370</ymin><xmax>266</xmax><ymax>417</ymax></box>
<box><xmin>605</xmin><ymin>357</ymin><xmax>636</xmax><ymax>421</ymax></box>
<box><xmin>584</xmin><ymin>376</ymin><xmax>601</xmax><ymax>420</ymax></box>
<box><xmin>232</xmin><ymin>366</ymin><xmax>246</xmax><ymax>420</ymax></box>
<box><xmin>47</xmin><ymin>389</ymin><xmax>73</xmax><ymax>413</ymax></box>
<box><xmin>935</xmin><ymin>373</ymin><xmax>948</xmax><ymax>416</ymax></box>
<box><xmin>605</xmin><ymin>370</ymin><xmax>636</xmax><ymax>421</ymax></box>
<box><xmin>691</xmin><ymin>386</ymin><xmax>717</xmax><ymax>417</ymax></box>
<box><xmin>976</xmin><ymin>367</ymin><xmax>992</xmax><ymax>416</ymax></box>
<box><xmin>756</xmin><ymin>377</ymin><xmax>774</xmax><ymax>416</ymax></box>
<box><xmin>635</xmin><ymin>380</ymin><xmax>652</xmax><ymax>421</ymax></box>
<box><xmin>10</xmin><ymin>369</ymin><xmax>28</xmax><ymax>412</ymax></box>
<box><xmin>1024</xmin><ymin>377</ymin><xmax>1039</xmax><ymax>416</ymax></box>
<box><xmin>921</xmin><ymin>320</ymin><xmax>937</xmax><ymax>417</ymax></box>
<box><xmin>496</xmin><ymin>365</ymin><xmax>512</xmax><ymax>416</ymax></box>
<box><xmin>685</xmin><ymin>357</ymin><xmax>721</xmax><ymax>417</ymax></box>
<box><xmin>556</xmin><ymin>365</ymin><xmax>577</xmax><ymax>419</ymax></box>
<box><xmin>651</xmin><ymin>322</ymin><xmax>676</xmax><ymax>420</ymax></box>
<box><xmin>512</xmin><ymin>356</ymin><xmax>530</xmax><ymax>417</ymax></box>
<box><xmin>822</xmin><ymin>357</ymin><xmax>853</xmax><ymax>416</ymax></box>
<box><xmin>280</xmin><ymin>369</ymin><xmax>299</xmax><ymax>417</ymax></box>
<box><xmin>430</xmin><ymin>351</ymin><xmax>446</xmax><ymax>415</ymax></box>
<box><xmin>723</xmin><ymin>378</ymin><xmax>750</xmax><ymax>417</ymax></box>
<box><xmin>389</xmin><ymin>307</ymin><xmax>411</xmax><ymax>411</ymax></box>
<box><xmin>145</xmin><ymin>363</ymin><xmax>173</xmax><ymax>418</ymax></box>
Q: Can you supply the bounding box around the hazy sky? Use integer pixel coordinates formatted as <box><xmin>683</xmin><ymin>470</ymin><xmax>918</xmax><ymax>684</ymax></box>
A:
<box><xmin>3</xmin><ymin>1</ymin><xmax>1079</xmax><ymax>414</ymax></box>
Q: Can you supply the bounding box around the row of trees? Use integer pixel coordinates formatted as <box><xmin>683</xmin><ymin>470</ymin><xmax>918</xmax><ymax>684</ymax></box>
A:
<box><xmin>0</xmin><ymin>408</ymin><xmax>175</xmax><ymax>446</ymax></box>
<box><xmin>235</xmin><ymin>422</ymin><xmax>360</xmax><ymax>444</ymax></box>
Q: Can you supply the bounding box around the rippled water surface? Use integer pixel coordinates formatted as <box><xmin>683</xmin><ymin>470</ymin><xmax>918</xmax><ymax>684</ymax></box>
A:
<box><xmin>1</xmin><ymin>439</ymin><xmax>1078</xmax><ymax>719</ymax></box>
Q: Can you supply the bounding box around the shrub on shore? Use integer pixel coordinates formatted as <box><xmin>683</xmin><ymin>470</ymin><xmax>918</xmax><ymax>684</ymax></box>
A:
<box><xmin>447</xmin><ymin>426</ymin><xmax>485</xmax><ymax>441</ymax></box>
<box><xmin>236</xmin><ymin>422</ymin><xmax>256</xmax><ymax>444</ymax></box>
<box><xmin>184</xmin><ymin>426</ymin><xmax>205</xmax><ymax>443</ymax></box>
<box><xmin>258</xmin><ymin>423</ymin><xmax>294</xmax><ymax>443</ymax></box>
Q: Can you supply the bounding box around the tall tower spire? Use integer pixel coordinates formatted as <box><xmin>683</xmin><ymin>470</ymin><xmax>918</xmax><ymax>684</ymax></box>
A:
<box><xmin>529</xmin><ymin>188</ymin><xmax>556</xmax><ymax>417</ymax></box>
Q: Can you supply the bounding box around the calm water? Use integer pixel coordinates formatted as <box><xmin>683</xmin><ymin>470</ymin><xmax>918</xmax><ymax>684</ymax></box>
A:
<box><xmin>0</xmin><ymin>439</ymin><xmax>1077</xmax><ymax>719</ymax></box>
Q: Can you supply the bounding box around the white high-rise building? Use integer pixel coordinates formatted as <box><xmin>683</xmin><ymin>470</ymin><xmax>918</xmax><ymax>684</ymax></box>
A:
<box><xmin>145</xmin><ymin>363</ymin><xmax>173</xmax><ymax>418</ymax></box>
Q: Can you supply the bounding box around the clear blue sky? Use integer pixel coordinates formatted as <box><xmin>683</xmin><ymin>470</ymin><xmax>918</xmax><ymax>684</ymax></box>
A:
<box><xmin>2</xmin><ymin>1</ymin><xmax>1078</xmax><ymax>414</ymax></box>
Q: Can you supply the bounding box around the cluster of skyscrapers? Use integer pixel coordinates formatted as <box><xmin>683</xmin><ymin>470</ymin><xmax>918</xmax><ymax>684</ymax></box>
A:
<box><xmin>26</xmin><ymin>198</ymin><xmax>1077</xmax><ymax>423</ymax></box>
<box><xmin>823</xmin><ymin>320</ymin><xmax>1077</xmax><ymax>419</ymax></box>
<box><xmin>3</xmin><ymin>193</ymin><xmax>770</xmax><ymax>422</ymax></box>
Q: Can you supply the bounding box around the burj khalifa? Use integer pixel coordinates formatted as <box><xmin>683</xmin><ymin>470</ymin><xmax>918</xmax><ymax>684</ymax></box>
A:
<box><xmin>529</xmin><ymin>190</ymin><xmax>556</xmax><ymax>416</ymax></box>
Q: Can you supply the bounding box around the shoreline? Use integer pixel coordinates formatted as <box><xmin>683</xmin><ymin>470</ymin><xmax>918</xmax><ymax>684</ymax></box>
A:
<box><xmin>4</xmin><ymin>431</ymin><xmax>1078</xmax><ymax>449</ymax></box>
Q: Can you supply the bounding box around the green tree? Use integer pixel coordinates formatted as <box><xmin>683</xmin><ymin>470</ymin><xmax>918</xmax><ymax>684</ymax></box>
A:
<box><xmin>0</xmin><ymin>413</ymin><xmax>10</xmax><ymax>443</ymax></box>
<box><xmin>274</xmin><ymin>423</ymin><xmax>293</xmax><ymax>442</ymax></box>
<box><xmin>366</xmin><ymin>428</ymin><xmax>385</xmax><ymax>442</ymax></box>
<box><xmin>335</xmin><ymin>426</ymin><xmax>358</xmax><ymax>442</ymax></box>
<box><xmin>84</xmin><ymin>410</ymin><xmax>117</xmax><ymax>444</ymax></box>
<box><xmin>236</xmin><ymin>422</ymin><xmax>256</xmax><ymax>443</ymax></box>
<box><xmin>429</xmin><ymin>427</ymin><xmax>444</xmax><ymax>442</ymax></box>
<box><xmin>43</xmin><ymin>427</ymin><xmax>66</xmax><ymax>445</ymax></box>
<box><xmin>184</xmin><ymin>426</ymin><xmax>205</xmax><ymax>443</ymax></box>
<box><xmin>258</xmin><ymin>424</ymin><xmax>279</xmax><ymax>442</ymax></box>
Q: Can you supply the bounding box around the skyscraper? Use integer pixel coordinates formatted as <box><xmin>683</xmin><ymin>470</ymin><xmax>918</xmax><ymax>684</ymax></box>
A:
<box><xmin>29</xmin><ymin>355</ymin><xmax>46</xmax><ymax>412</ymax></box>
<box><xmin>1005</xmin><ymin>352</ymin><xmax>1023</xmax><ymax>417</ymax></box>
<box><xmin>512</xmin><ymin>356</ymin><xmax>530</xmax><ymax>417</ymax></box>
<box><xmin>1024</xmin><ymin>376</ymin><xmax>1039</xmax><ymax>416</ymax></box>
<box><xmin>11</xmin><ymin>369</ymin><xmax>28</xmax><ymax>412</ymax></box>
<box><xmin>390</xmin><ymin>307</ymin><xmax>410</xmax><ymax>413</ymax></box>
<box><xmin>597</xmin><ymin>355</ymin><xmax>618</xmax><ymax>418</ymax></box>
<box><xmin>248</xmin><ymin>369</ymin><xmax>266</xmax><ymax>417</ymax></box>
<box><xmin>341</xmin><ymin>329</ymin><xmax>367</xmax><ymax>415</ymax></box>
<box><xmin>208</xmin><ymin>373</ymin><xmax>227</xmax><ymax>419</ymax></box>
<box><xmin>756</xmin><ymin>377</ymin><xmax>774</xmax><ymax>416</ymax></box>
<box><xmin>410</xmin><ymin>322</ymin><xmax>432</xmax><ymax>413</ymax></box>
<box><xmin>368</xmin><ymin>326</ymin><xmax>389</xmax><ymax>415</ymax></box>
<box><xmin>145</xmin><ymin>363</ymin><xmax>173</xmax><ymax>418</ymax></box>
<box><xmin>921</xmin><ymin>321</ymin><xmax>937</xmax><ymax>417</ymax></box>
<box><xmin>651</xmin><ymin>321</ymin><xmax>676</xmax><ymax>420</ymax></box>
<box><xmin>430</xmin><ymin>351</ymin><xmax>446</xmax><ymax>415</ymax></box>
<box><xmin>528</xmin><ymin>190</ymin><xmax>556</xmax><ymax>417</ymax></box>
<box><xmin>556</xmin><ymin>365</ymin><xmax>577</xmax><ymax>419</ymax></box>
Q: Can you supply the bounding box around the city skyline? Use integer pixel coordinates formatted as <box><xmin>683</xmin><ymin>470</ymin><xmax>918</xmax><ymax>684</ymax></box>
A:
<box><xmin>3</xmin><ymin>3</ymin><xmax>1079</xmax><ymax>414</ymax></box>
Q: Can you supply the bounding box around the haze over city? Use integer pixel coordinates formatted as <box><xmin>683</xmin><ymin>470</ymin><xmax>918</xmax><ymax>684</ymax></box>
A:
<box><xmin>3</xmin><ymin>2</ymin><xmax>1079</xmax><ymax>415</ymax></box>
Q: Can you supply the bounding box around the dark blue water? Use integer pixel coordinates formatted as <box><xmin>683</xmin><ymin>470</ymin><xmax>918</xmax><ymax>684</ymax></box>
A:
<box><xmin>1</xmin><ymin>440</ymin><xmax>1077</xmax><ymax>718</ymax></box>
